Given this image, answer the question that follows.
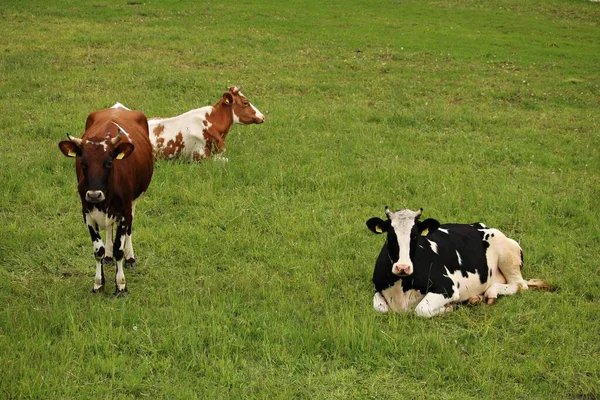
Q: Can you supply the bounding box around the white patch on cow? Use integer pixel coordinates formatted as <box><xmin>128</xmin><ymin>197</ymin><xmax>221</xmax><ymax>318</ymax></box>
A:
<box><xmin>438</xmin><ymin>228</ymin><xmax>449</xmax><ymax>234</ymax></box>
<box><xmin>373</xmin><ymin>292</ymin><xmax>389</xmax><ymax>313</ymax></box>
<box><xmin>115</xmin><ymin>259</ymin><xmax>126</xmax><ymax>291</ymax></box>
<box><xmin>415</xmin><ymin>292</ymin><xmax>455</xmax><ymax>317</ymax></box>
<box><xmin>87</xmin><ymin>208</ymin><xmax>117</xmax><ymax>230</ymax></box>
<box><xmin>444</xmin><ymin>267</ymin><xmax>487</xmax><ymax>303</ymax></box>
<box><xmin>456</xmin><ymin>250</ymin><xmax>463</xmax><ymax>266</ymax></box>
<box><xmin>148</xmin><ymin>107</ymin><xmax>212</xmax><ymax>160</ymax></box>
<box><xmin>232</xmin><ymin>110</ymin><xmax>240</xmax><ymax>124</ymax></box>
<box><xmin>94</xmin><ymin>259</ymin><xmax>104</xmax><ymax>290</ymax></box>
<box><xmin>86</xmin><ymin>140</ymin><xmax>108</xmax><ymax>152</ymax></box>
<box><xmin>427</xmin><ymin>239</ymin><xmax>438</xmax><ymax>254</ymax></box>
<box><xmin>111</xmin><ymin>102</ymin><xmax>131</xmax><ymax>110</ymax></box>
<box><xmin>113</xmin><ymin>122</ymin><xmax>131</xmax><ymax>141</ymax></box>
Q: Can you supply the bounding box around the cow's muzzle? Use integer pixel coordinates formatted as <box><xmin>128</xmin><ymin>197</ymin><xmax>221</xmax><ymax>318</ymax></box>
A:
<box><xmin>86</xmin><ymin>190</ymin><xmax>106</xmax><ymax>203</ymax></box>
<box><xmin>392</xmin><ymin>263</ymin><xmax>412</xmax><ymax>276</ymax></box>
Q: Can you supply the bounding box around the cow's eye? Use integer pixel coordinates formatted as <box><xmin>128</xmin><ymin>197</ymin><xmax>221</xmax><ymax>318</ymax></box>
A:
<box><xmin>243</xmin><ymin>101</ymin><xmax>249</xmax><ymax>106</ymax></box>
<box><xmin>104</xmin><ymin>159</ymin><xmax>113</xmax><ymax>169</ymax></box>
<box><xmin>80</xmin><ymin>162</ymin><xmax>88</xmax><ymax>171</ymax></box>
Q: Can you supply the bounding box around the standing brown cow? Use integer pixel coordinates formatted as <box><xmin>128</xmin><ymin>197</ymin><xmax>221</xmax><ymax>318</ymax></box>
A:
<box><xmin>59</xmin><ymin>107</ymin><xmax>154</xmax><ymax>295</ymax></box>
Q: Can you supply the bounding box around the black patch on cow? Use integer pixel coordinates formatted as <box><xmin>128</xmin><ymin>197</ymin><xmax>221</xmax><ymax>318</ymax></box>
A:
<box><xmin>88</xmin><ymin>226</ymin><xmax>101</xmax><ymax>242</ymax></box>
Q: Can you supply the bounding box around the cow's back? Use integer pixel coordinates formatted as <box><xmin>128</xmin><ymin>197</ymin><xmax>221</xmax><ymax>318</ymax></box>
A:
<box><xmin>85</xmin><ymin>108</ymin><xmax>154</xmax><ymax>200</ymax></box>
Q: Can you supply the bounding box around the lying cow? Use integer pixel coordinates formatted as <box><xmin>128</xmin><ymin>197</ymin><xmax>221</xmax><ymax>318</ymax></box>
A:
<box><xmin>146</xmin><ymin>86</ymin><xmax>265</xmax><ymax>161</ymax></box>
<box><xmin>59</xmin><ymin>106</ymin><xmax>154</xmax><ymax>296</ymax></box>
<box><xmin>366</xmin><ymin>207</ymin><xmax>550</xmax><ymax>317</ymax></box>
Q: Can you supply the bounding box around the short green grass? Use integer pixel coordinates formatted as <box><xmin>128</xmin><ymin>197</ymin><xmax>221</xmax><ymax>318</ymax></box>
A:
<box><xmin>1</xmin><ymin>0</ymin><xmax>599</xmax><ymax>398</ymax></box>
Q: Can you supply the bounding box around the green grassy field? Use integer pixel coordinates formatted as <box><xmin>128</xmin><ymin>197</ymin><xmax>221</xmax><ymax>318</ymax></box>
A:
<box><xmin>1</xmin><ymin>0</ymin><xmax>599</xmax><ymax>398</ymax></box>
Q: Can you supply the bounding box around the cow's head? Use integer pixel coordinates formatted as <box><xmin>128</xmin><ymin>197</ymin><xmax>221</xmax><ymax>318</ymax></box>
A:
<box><xmin>58</xmin><ymin>124</ymin><xmax>134</xmax><ymax>203</ymax></box>
<box><xmin>367</xmin><ymin>207</ymin><xmax>440</xmax><ymax>277</ymax></box>
<box><xmin>222</xmin><ymin>86</ymin><xmax>265</xmax><ymax>125</ymax></box>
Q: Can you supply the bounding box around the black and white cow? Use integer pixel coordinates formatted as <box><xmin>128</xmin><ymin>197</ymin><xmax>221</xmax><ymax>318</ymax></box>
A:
<box><xmin>366</xmin><ymin>207</ymin><xmax>550</xmax><ymax>317</ymax></box>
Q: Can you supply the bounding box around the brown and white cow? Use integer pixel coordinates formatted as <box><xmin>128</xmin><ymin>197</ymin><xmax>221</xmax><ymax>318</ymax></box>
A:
<box><xmin>145</xmin><ymin>86</ymin><xmax>265</xmax><ymax>161</ymax></box>
<box><xmin>59</xmin><ymin>107</ymin><xmax>154</xmax><ymax>296</ymax></box>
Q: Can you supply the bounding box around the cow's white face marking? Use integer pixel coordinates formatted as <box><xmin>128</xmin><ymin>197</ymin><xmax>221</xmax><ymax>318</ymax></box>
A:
<box><xmin>387</xmin><ymin>208</ymin><xmax>421</xmax><ymax>275</ymax></box>
<box><xmin>85</xmin><ymin>139</ymin><xmax>108</xmax><ymax>152</ymax></box>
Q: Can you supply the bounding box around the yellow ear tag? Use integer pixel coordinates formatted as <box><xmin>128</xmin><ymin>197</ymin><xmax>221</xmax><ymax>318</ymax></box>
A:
<box><xmin>375</xmin><ymin>225</ymin><xmax>383</xmax><ymax>233</ymax></box>
<box><xmin>116</xmin><ymin>152</ymin><xmax>126</xmax><ymax>160</ymax></box>
<box><xmin>420</xmin><ymin>228</ymin><xmax>429</xmax><ymax>236</ymax></box>
<box><xmin>67</xmin><ymin>150</ymin><xmax>77</xmax><ymax>157</ymax></box>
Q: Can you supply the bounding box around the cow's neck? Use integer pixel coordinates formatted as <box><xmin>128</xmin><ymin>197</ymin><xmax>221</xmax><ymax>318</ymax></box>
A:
<box><xmin>207</xmin><ymin>100</ymin><xmax>234</xmax><ymax>138</ymax></box>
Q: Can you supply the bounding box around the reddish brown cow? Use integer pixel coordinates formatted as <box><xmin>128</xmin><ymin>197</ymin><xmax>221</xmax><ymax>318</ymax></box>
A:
<box><xmin>59</xmin><ymin>107</ymin><xmax>154</xmax><ymax>296</ymax></box>
<box><xmin>145</xmin><ymin>86</ymin><xmax>265</xmax><ymax>161</ymax></box>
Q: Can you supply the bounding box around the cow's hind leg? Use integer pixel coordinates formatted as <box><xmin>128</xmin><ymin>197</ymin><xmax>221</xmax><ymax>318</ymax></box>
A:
<box><xmin>483</xmin><ymin>282</ymin><xmax>523</xmax><ymax>305</ymax></box>
<box><xmin>86</xmin><ymin>215</ymin><xmax>105</xmax><ymax>292</ymax></box>
<box><xmin>415</xmin><ymin>293</ymin><xmax>455</xmax><ymax>318</ymax></box>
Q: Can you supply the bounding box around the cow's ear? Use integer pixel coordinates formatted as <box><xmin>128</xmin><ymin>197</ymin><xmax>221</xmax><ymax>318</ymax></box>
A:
<box><xmin>223</xmin><ymin>92</ymin><xmax>234</xmax><ymax>105</ymax></box>
<box><xmin>59</xmin><ymin>141</ymin><xmax>81</xmax><ymax>158</ymax></box>
<box><xmin>367</xmin><ymin>217</ymin><xmax>388</xmax><ymax>234</ymax></box>
<box><xmin>417</xmin><ymin>218</ymin><xmax>440</xmax><ymax>236</ymax></box>
<box><xmin>114</xmin><ymin>143</ymin><xmax>134</xmax><ymax>160</ymax></box>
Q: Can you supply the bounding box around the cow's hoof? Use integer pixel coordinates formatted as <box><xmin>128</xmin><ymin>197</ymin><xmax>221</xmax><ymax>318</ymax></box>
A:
<box><xmin>125</xmin><ymin>258</ymin><xmax>136</xmax><ymax>269</ymax></box>
<box><xmin>115</xmin><ymin>289</ymin><xmax>129</xmax><ymax>298</ymax></box>
<box><xmin>102</xmin><ymin>257</ymin><xmax>114</xmax><ymax>266</ymax></box>
<box><xmin>91</xmin><ymin>286</ymin><xmax>104</xmax><ymax>293</ymax></box>
<box><xmin>468</xmin><ymin>295</ymin><xmax>484</xmax><ymax>305</ymax></box>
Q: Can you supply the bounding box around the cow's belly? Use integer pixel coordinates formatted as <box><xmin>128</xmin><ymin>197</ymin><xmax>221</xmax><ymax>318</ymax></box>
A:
<box><xmin>446</xmin><ymin>270</ymin><xmax>494</xmax><ymax>302</ymax></box>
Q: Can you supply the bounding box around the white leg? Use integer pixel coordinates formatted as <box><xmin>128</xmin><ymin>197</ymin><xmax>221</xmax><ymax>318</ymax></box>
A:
<box><xmin>373</xmin><ymin>292</ymin><xmax>389</xmax><ymax>313</ymax></box>
<box><xmin>115</xmin><ymin>259</ymin><xmax>126</xmax><ymax>292</ymax></box>
<box><xmin>93</xmin><ymin>259</ymin><xmax>104</xmax><ymax>291</ymax></box>
<box><xmin>86</xmin><ymin>214</ymin><xmax>106</xmax><ymax>292</ymax></box>
<box><xmin>105</xmin><ymin>224</ymin><xmax>113</xmax><ymax>260</ymax></box>
<box><xmin>113</xmin><ymin>218</ymin><xmax>128</xmax><ymax>295</ymax></box>
<box><xmin>415</xmin><ymin>293</ymin><xmax>455</xmax><ymax>318</ymax></box>
<box><xmin>124</xmin><ymin>233</ymin><xmax>134</xmax><ymax>261</ymax></box>
<box><xmin>484</xmin><ymin>282</ymin><xmax>524</xmax><ymax>303</ymax></box>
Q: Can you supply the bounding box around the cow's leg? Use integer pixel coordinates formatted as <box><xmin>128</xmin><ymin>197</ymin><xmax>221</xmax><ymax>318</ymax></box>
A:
<box><xmin>113</xmin><ymin>217</ymin><xmax>129</xmax><ymax>296</ymax></box>
<box><xmin>124</xmin><ymin>201</ymin><xmax>136</xmax><ymax>269</ymax></box>
<box><xmin>484</xmin><ymin>282</ymin><xmax>523</xmax><ymax>305</ymax></box>
<box><xmin>103</xmin><ymin>223</ymin><xmax>114</xmax><ymax>265</ymax></box>
<box><xmin>85</xmin><ymin>214</ymin><xmax>105</xmax><ymax>292</ymax></box>
<box><xmin>373</xmin><ymin>292</ymin><xmax>390</xmax><ymax>313</ymax></box>
<box><xmin>415</xmin><ymin>293</ymin><xmax>455</xmax><ymax>317</ymax></box>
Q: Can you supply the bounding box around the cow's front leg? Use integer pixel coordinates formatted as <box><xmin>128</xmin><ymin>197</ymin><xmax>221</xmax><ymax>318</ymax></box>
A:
<box><xmin>103</xmin><ymin>223</ymin><xmax>114</xmax><ymax>265</ymax></box>
<box><xmin>113</xmin><ymin>218</ymin><xmax>129</xmax><ymax>297</ymax></box>
<box><xmin>415</xmin><ymin>293</ymin><xmax>455</xmax><ymax>317</ymax></box>
<box><xmin>86</xmin><ymin>215</ymin><xmax>105</xmax><ymax>293</ymax></box>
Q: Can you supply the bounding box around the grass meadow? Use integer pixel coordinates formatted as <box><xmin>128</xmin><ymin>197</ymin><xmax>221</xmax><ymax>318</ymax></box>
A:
<box><xmin>1</xmin><ymin>0</ymin><xmax>599</xmax><ymax>398</ymax></box>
